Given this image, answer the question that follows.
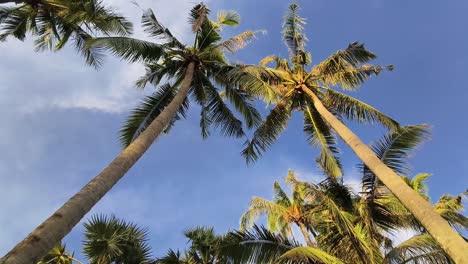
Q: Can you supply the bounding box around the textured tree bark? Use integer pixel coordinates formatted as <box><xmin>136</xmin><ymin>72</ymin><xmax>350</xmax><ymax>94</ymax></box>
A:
<box><xmin>0</xmin><ymin>62</ymin><xmax>196</xmax><ymax>264</ymax></box>
<box><xmin>302</xmin><ymin>86</ymin><xmax>468</xmax><ymax>264</ymax></box>
<box><xmin>297</xmin><ymin>221</ymin><xmax>315</xmax><ymax>247</ymax></box>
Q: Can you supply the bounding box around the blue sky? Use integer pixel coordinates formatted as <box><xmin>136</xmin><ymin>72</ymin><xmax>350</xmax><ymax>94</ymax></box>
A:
<box><xmin>0</xmin><ymin>0</ymin><xmax>467</xmax><ymax>261</ymax></box>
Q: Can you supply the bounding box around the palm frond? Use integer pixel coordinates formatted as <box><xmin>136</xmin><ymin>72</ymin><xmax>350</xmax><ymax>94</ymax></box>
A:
<box><xmin>312</xmin><ymin>42</ymin><xmax>391</xmax><ymax>90</ymax></box>
<box><xmin>119</xmin><ymin>83</ymin><xmax>188</xmax><ymax>148</ymax></box>
<box><xmin>240</xmin><ymin>197</ymin><xmax>288</xmax><ymax>231</ymax></box>
<box><xmin>384</xmin><ymin>234</ymin><xmax>453</xmax><ymax>264</ymax></box>
<box><xmin>434</xmin><ymin>192</ymin><xmax>468</xmax><ymax>232</ymax></box>
<box><xmin>156</xmin><ymin>249</ymin><xmax>185</xmax><ymax>264</ymax></box>
<box><xmin>222</xmin><ymin>86</ymin><xmax>261</xmax><ymax>129</ymax></box>
<box><xmin>273</xmin><ymin>181</ymin><xmax>292</xmax><ymax>208</ymax></box>
<box><xmin>282</xmin><ymin>4</ymin><xmax>308</xmax><ymax>62</ymax></box>
<box><xmin>323</xmin><ymin>89</ymin><xmax>399</xmax><ymax>131</ymax></box>
<box><xmin>277</xmin><ymin>247</ymin><xmax>345</xmax><ymax>264</ymax></box>
<box><xmin>220</xmin><ymin>225</ymin><xmax>300</xmax><ymax>264</ymax></box>
<box><xmin>241</xmin><ymin>101</ymin><xmax>292</xmax><ymax>163</ymax></box>
<box><xmin>142</xmin><ymin>8</ymin><xmax>183</xmax><ymax>48</ymax></box>
<box><xmin>86</xmin><ymin>36</ymin><xmax>164</xmax><ymax>63</ymax></box>
<box><xmin>260</xmin><ymin>55</ymin><xmax>292</xmax><ymax>72</ymax></box>
<box><xmin>204</xmin><ymin>77</ymin><xmax>245</xmax><ymax>138</ymax></box>
<box><xmin>216</xmin><ymin>10</ymin><xmax>240</xmax><ymax>26</ymax></box>
<box><xmin>189</xmin><ymin>3</ymin><xmax>209</xmax><ymax>32</ymax></box>
<box><xmin>303</xmin><ymin>103</ymin><xmax>342</xmax><ymax>178</ymax></box>
<box><xmin>216</xmin><ymin>30</ymin><xmax>262</xmax><ymax>54</ymax></box>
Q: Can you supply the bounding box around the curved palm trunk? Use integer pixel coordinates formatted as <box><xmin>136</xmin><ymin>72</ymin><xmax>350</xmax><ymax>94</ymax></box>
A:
<box><xmin>297</xmin><ymin>221</ymin><xmax>315</xmax><ymax>247</ymax></box>
<box><xmin>302</xmin><ymin>86</ymin><xmax>468</xmax><ymax>263</ymax></box>
<box><xmin>0</xmin><ymin>62</ymin><xmax>196</xmax><ymax>264</ymax></box>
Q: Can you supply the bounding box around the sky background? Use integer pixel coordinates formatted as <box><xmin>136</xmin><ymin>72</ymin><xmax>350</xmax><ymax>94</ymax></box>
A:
<box><xmin>0</xmin><ymin>0</ymin><xmax>467</xmax><ymax>261</ymax></box>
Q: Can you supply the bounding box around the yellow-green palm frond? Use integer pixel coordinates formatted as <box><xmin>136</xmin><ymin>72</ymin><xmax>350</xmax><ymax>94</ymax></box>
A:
<box><xmin>311</xmin><ymin>42</ymin><xmax>392</xmax><ymax>90</ymax></box>
<box><xmin>240</xmin><ymin>197</ymin><xmax>289</xmax><ymax>231</ymax></box>
<box><xmin>260</xmin><ymin>55</ymin><xmax>292</xmax><ymax>72</ymax></box>
<box><xmin>434</xmin><ymin>192</ymin><xmax>468</xmax><ymax>232</ymax></box>
<box><xmin>323</xmin><ymin>89</ymin><xmax>399</xmax><ymax>131</ymax></box>
<box><xmin>216</xmin><ymin>10</ymin><xmax>240</xmax><ymax>27</ymax></box>
<box><xmin>277</xmin><ymin>247</ymin><xmax>345</xmax><ymax>264</ymax></box>
<box><xmin>216</xmin><ymin>30</ymin><xmax>263</xmax><ymax>54</ymax></box>
<box><xmin>384</xmin><ymin>234</ymin><xmax>453</xmax><ymax>264</ymax></box>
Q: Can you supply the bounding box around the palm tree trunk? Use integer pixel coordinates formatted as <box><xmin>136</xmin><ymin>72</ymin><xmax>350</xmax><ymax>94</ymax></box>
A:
<box><xmin>297</xmin><ymin>221</ymin><xmax>315</xmax><ymax>247</ymax></box>
<box><xmin>302</xmin><ymin>86</ymin><xmax>468</xmax><ymax>263</ymax></box>
<box><xmin>0</xmin><ymin>62</ymin><xmax>196</xmax><ymax>264</ymax></box>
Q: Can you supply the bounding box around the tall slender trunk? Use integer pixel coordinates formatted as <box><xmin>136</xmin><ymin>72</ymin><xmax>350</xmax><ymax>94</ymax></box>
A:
<box><xmin>297</xmin><ymin>221</ymin><xmax>315</xmax><ymax>247</ymax></box>
<box><xmin>302</xmin><ymin>86</ymin><xmax>468</xmax><ymax>263</ymax></box>
<box><xmin>0</xmin><ymin>63</ymin><xmax>196</xmax><ymax>264</ymax></box>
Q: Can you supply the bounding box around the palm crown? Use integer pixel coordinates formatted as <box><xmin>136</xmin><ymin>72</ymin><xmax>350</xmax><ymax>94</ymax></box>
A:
<box><xmin>89</xmin><ymin>4</ymin><xmax>262</xmax><ymax>147</ymax></box>
<box><xmin>0</xmin><ymin>0</ymin><xmax>132</xmax><ymax>66</ymax></box>
<box><xmin>232</xmin><ymin>4</ymin><xmax>397</xmax><ymax>179</ymax></box>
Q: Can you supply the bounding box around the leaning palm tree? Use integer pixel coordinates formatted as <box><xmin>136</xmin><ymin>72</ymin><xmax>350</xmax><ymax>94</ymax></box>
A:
<box><xmin>240</xmin><ymin>171</ymin><xmax>316</xmax><ymax>247</ymax></box>
<box><xmin>37</xmin><ymin>243</ymin><xmax>82</xmax><ymax>264</ymax></box>
<box><xmin>229</xmin><ymin>4</ymin><xmax>467</xmax><ymax>260</ymax></box>
<box><xmin>0</xmin><ymin>0</ymin><xmax>132</xmax><ymax>66</ymax></box>
<box><xmin>82</xmin><ymin>214</ymin><xmax>152</xmax><ymax>264</ymax></box>
<box><xmin>0</xmin><ymin>4</ymin><xmax>260</xmax><ymax>264</ymax></box>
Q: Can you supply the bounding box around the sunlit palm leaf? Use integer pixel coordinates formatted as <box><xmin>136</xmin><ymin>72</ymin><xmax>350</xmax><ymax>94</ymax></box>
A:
<box><xmin>277</xmin><ymin>247</ymin><xmax>345</xmax><ymax>264</ymax></box>
<box><xmin>323</xmin><ymin>89</ymin><xmax>399</xmax><ymax>131</ymax></box>
<box><xmin>217</xmin><ymin>30</ymin><xmax>262</xmax><ymax>54</ymax></box>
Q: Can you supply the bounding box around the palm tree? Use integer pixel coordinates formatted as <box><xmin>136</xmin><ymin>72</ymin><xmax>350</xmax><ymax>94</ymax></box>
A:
<box><xmin>0</xmin><ymin>4</ymin><xmax>261</xmax><ymax>264</ymax></box>
<box><xmin>0</xmin><ymin>0</ymin><xmax>132</xmax><ymax>66</ymax></box>
<box><xmin>156</xmin><ymin>226</ymin><xmax>226</xmax><ymax>264</ymax></box>
<box><xmin>82</xmin><ymin>214</ymin><xmax>152</xmax><ymax>264</ymax></box>
<box><xmin>37</xmin><ymin>243</ymin><xmax>82</xmax><ymax>264</ymax></box>
<box><xmin>240</xmin><ymin>171</ymin><xmax>316</xmax><ymax>247</ymax></box>
<box><xmin>229</xmin><ymin>4</ymin><xmax>468</xmax><ymax>260</ymax></box>
<box><xmin>235</xmin><ymin>125</ymin><xmax>467</xmax><ymax>263</ymax></box>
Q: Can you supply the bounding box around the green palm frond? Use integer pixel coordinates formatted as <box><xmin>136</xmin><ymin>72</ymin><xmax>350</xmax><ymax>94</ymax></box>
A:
<box><xmin>38</xmin><ymin>243</ymin><xmax>76</xmax><ymax>264</ymax></box>
<box><xmin>119</xmin><ymin>83</ymin><xmax>189</xmax><ymax>148</ymax></box>
<box><xmin>434</xmin><ymin>192</ymin><xmax>468</xmax><ymax>231</ymax></box>
<box><xmin>86</xmin><ymin>36</ymin><xmax>164</xmax><ymax>63</ymax></box>
<box><xmin>203</xmin><ymin>79</ymin><xmax>245</xmax><ymax>138</ymax></box>
<box><xmin>370</xmin><ymin>124</ymin><xmax>430</xmax><ymax>175</ymax></box>
<box><xmin>222</xmin><ymin>86</ymin><xmax>261</xmax><ymax>129</ymax></box>
<box><xmin>216</xmin><ymin>10</ymin><xmax>240</xmax><ymax>26</ymax></box>
<box><xmin>216</xmin><ymin>30</ymin><xmax>262</xmax><ymax>54</ymax></box>
<box><xmin>323</xmin><ymin>89</ymin><xmax>399</xmax><ymax>131</ymax></box>
<box><xmin>303</xmin><ymin>103</ymin><xmax>342</xmax><ymax>178</ymax></box>
<box><xmin>241</xmin><ymin>101</ymin><xmax>292</xmax><ymax>163</ymax></box>
<box><xmin>260</xmin><ymin>55</ymin><xmax>292</xmax><ymax>72</ymax></box>
<box><xmin>401</xmin><ymin>173</ymin><xmax>430</xmax><ymax>200</ymax></box>
<box><xmin>72</xmin><ymin>27</ymin><xmax>104</xmax><ymax>67</ymax></box>
<box><xmin>312</xmin><ymin>42</ymin><xmax>391</xmax><ymax>90</ymax></box>
<box><xmin>220</xmin><ymin>225</ymin><xmax>300</xmax><ymax>264</ymax></box>
<box><xmin>156</xmin><ymin>249</ymin><xmax>185</xmax><ymax>264</ymax></box>
<box><xmin>141</xmin><ymin>8</ymin><xmax>183</xmax><ymax>48</ymax></box>
<box><xmin>282</xmin><ymin>4</ymin><xmax>308</xmax><ymax>64</ymax></box>
<box><xmin>277</xmin><ymin>247</ymin><xmax>345</xmax><ymax>264</ymax></box>
<box><xmin>384</xmin><ymin>234</ymin><xmax>453</xmax><ymax>264</ymax></box>
<box><xmin>240</xmin><ymin>197</ymin><xmax>288</xmax><ymax>231</ymax></box>
<box><xmin>0</xmin><ymin>5</ymin><xmax>32</xmax><ymax>41</ymax></box>
<box><xmin>82</xmin><ymin>214</ymin><xmax>152</xmax><ymax>264</ymax></box>
<box><xmin>273</xmin><ymin>181</ymin><xmax>292</xmax><ymax>207</ymax></box>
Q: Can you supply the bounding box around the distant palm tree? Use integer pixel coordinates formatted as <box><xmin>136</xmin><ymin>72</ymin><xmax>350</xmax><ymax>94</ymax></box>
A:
<box><xmin>240</xmin><ymin>171</ymin><xmax>316</xmax><ymax>247</ymax></box>
<box><xmin>37</xmin><ymin>243</ymin><xmax>82</xmax><ymax>264</ymax></box>
<box><xmin>229</xmin><ymin>4</ymin><xmax>468</xmax><ymax>260</ymax></box>
<box><xmin>0</xmin><ymin>0</ymin><xmax>132</xmax><ymax>66</ymax></box>
<box><xmin>0</xmin><ymin>4</ymin><xmax>260</xmax><ymax>263</ymax></box>
<box><xmin>156</xmin><ymin>226</ymin><xmax>226</xmax><ymax>264</ymax></box>
<box><xmin>82</xmin><ymin>215</ymin><xmax>152</xmax><ymax>264</ymax></box>
<box><xmin>235</xmin><ymin>125</ymin><xmax>467</xmax><ymax>263</ymax></box>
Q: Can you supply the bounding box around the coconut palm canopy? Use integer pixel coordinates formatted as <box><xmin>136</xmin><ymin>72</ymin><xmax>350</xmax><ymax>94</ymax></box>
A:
<box><xmin>1</xmin><ymin>0</ymin><xmax>468</xmax><ymax>263</ymax></box>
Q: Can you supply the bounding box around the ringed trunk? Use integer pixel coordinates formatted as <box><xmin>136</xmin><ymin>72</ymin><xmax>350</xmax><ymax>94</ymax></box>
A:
<box><xmin>302</xmin><ymin>86</ymin><xmax>468</xmax><ymax>263</ymax></box>
<box><xmin>0</xmin><ymin>62</ymin><xmax>196</xmax><ymax>264</ymax></box>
